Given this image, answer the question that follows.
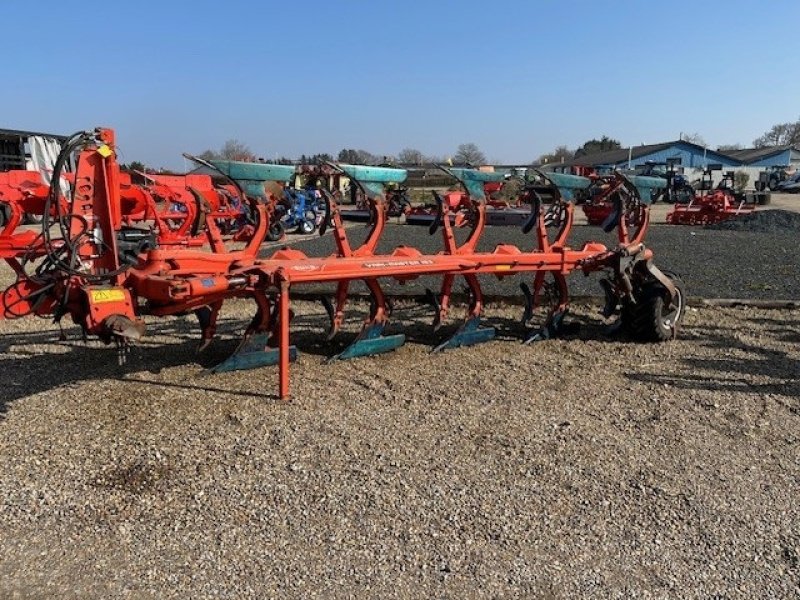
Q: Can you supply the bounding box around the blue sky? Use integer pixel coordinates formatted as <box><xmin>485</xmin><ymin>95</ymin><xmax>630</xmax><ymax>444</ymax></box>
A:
<box><xmin>3</xmin><ymin>0</ymin><xmax>798</xmax><ymax>168</ymax></box>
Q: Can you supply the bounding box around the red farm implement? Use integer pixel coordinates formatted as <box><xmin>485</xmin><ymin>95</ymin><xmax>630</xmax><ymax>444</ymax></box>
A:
<box><xmin>0</xmin><ymin>170</ymin><xmax>70</xmax><ymax>275</ymax></box>
<box><xmin>405</xmin><ymin>171</ymin><xmax>534</xmax><ymax>227</ymax></box>
<box><xmin>135</xmin><ymin>172</ymin><xmax>251</xmax><ymax>241</ymax></box>
<box><xmin>666</xmin><ymin>168</ymin><xmax>756</xmax><ymax>226</ymax></box>
<box><xmin>0</xmin><ymin>128</ymin><xmax>684</xmax><ymax>400</ymax></box>
<box><xmin>580</xmin><ymin>172</ymin><xmax>666</xmax><ymax>227</ymax></box>
<box><xmin>666</xmin><ymin>190</ymin><xmax>756</xmax><ymax>225</ymax></box>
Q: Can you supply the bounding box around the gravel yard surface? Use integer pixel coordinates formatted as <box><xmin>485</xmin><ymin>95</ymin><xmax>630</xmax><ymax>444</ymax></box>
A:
<box><xmin>271</xmin><ymin>222</ymin><xmax>800</xmax><ymax>300</ymax></box>
<box><xmin>706</xmin><ymin>209</ymin><xmax>800</xmax><ymax>233</ymax></box>
<box><xmin>1</xmin><ymin>299</ymin><xmax>799</xmax><ymax>597</ymax></box>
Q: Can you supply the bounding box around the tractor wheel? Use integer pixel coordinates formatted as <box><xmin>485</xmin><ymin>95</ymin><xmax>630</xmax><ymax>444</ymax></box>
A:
<box><xmin>297</xmin><ymin>211</ymin><xmax>317</xmax><ymax>234</ymax></box>
<box><xmin>622</xmin><ymin>273</ymin><xmax>685</xmax><ymax>342</ymax></box>
<box><xmin>388</xmin><ymin>198</ymin><xmax>411</xmax><ymax>217</ymax></box>
<box><xmin>267</xmin><ymin>220</ymin><xmax>284</xmax><ymax>242</ymax></box>
<box><xmin>768</xmin><ymin>176</ymin><xmax>779</xmax><ymax>191</ymax></box>
<box><xmin>757</xmin><ymin>191</ymin><xmax>771</xmax><ymax>205</ymax></box>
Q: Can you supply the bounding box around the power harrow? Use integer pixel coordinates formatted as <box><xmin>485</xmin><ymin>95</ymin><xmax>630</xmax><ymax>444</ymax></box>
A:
<box><xmin>666</xmin><ymin>190</ymin><xmax>755</xmax><ymax>225</ymax></box>
<box><xmin>666</xmin><ymin>167</ymin><xmax>757</xmax><ymax>225</ymax></box>
<box><xmin>0</xmin><ymin>128</ymin><xmax>685</xmax><ymax>400</ymax></box>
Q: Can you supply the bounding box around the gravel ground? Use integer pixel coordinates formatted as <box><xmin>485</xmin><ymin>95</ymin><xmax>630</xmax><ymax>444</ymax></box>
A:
<box><xmin>269</xmin><ymin>222</ymin><xmax>800</xmax><ymax>300</ymax></box>
<box><xmin>706</xmin><ymin>209</ymin><xmax>800</xmax><ymax>233</ymax></box>
<box><xmin>1</xmin><ymin>299</ymin><xmax>799</xmax><ymax>597</ymax></box>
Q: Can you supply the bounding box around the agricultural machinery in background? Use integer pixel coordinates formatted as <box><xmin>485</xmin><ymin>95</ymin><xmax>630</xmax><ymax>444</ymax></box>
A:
<box><xmin>276</xmin><ymin>187</ymin><xmax>322</xmax><ymax>235</ymax></box>
<box><xmin>580</xmin><ymin>172</ymin><xmax>667</xmax><ymax>226</ymax></box>
<box><xmin>0</xmin><ymin>128</ymin><xmax>684</xmax><ymax>400</ymax></box>
<box><xmin>666</xmin><ymin>164</ymin><xmax>757</xmax><ymax>225</ymax></box>
<box><xmin>135</xmin><ymin>171</ymin><xmax>253</xmax><ymax>242</ymax></box>
<box><xmin>189</xmin><ymin>158</ymin><xmax>329</xmax><ymax>240</ymax></box>
<box><xmin>405</xmin><ymin>171</ymin><xmax>540</xmax><ymax>227</ymax></box>
<box><xmin>774</xmin><ymin>170</ymin><xmax>800</xmax><ymax>193</ymax></box>
<box><xmin>755</xmin><ymin>165</ymin><xmax>791</xmax><ymax>192</ymax></box>
<box><xmin>344</xmin><ymin>183</ymin><xmax>412</xmax><ymax>222</ymax></box>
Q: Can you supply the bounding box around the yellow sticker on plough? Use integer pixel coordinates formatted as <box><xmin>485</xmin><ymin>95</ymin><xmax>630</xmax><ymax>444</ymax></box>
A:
<box><xmin>90</xmin><ymin>289</ymin><xmax>126</xmax><ymax>303</ymax></box>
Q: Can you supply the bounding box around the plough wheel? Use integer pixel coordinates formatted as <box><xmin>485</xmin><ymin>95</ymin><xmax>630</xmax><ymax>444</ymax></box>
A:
<box><xmin>622</xmin><ymin>273</ymin><xmax>685</xmax><ymax>342</ymax></box>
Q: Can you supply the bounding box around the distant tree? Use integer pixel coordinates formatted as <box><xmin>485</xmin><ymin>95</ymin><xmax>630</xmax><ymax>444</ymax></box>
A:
<box><xmin>537</xmin><ymin>145</ymin><xmax>573</xmax><ymax>165</ymax></box>
<box><xmin>717</xmin><ymin>143</ymin><xmax>743</xmax><ymax>152</ymax></box>
<box><xmin>197</xmin><ymin>143</ymin><xmax>253</xmax><ymax>161</ymax></box>
<box><xmin>681</xmin><ymin>132</ymin><xmax>707</xmax><ymax>146</ymax></box>
<box><xmin>219</xmin><ymin>139</ymin><xmax>255</xmax><ymax>161</ymax></box>
<box><xmin>454</xmin><ymin>143</ymin><xmax>486</xmax><ymax>165</ymax></box>
<box><xmin>356</xmin><ymin>150</ymin><xmax>378</xmax><ymax>164</ymax></box>
<box><xmin>198</xmin><ymin>149</ymin><xmax>218</xmax><ymax>160</ymax></box>
<box><xmin>337</xmin><ymin>149</ymin><xmax>360</xmax><ymax>164</ymax></box>
<box><xmin>120</xmin><ymin>160</ymin><xmax>146</xmax><ymax>173</ymax></box>
<box><xmin>574</xmin><ymin>136</ymin><xmax>621</xmax><ymax>157</ymax></box>
<box><xmin>337</xmin><ymin>149</ymin><xmax>377</xmax><ymax>164</ymax></box>
<box><xmin>397</xmin><ymin>148</ymin><xmax>425</xmax><ymax>165</ymax></box>
<box><xmin>753</xmin><ymin>119</ymin><xmax>800</xmax><ymax>148</ymax></box>
<box><xmin>309</xmin><ymin>152</ymin><xmax>333</xmax><ymax>163</ymax></box>
<box><xmin>424</xmin><ymin>154</ymin><xmax>448</xmax><ymax>165</ymax></box>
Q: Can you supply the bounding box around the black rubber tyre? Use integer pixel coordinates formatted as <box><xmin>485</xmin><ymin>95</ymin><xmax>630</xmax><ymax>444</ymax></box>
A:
<box><xmin>768</xmin><ymin>176</ymin><xmax>779</xmax><ymax>191</ymax></box>
<box><xmin>757</xmin><ymin>191</ymin><xmax>771</xmax><ymax>205</ymax></box>
<box><xmin>267</xmin><ymin>221</ymin><xmax>284</xmax><ymax>242</ymax></box>
<box><xmin>388</xmin><ymin>198</ymin><xmax>411</xmax><ymax>217</ymax></box>
<box><xmin>622</xmin><ymin>273</ymin><xmax>685</xmax><ymax>342</ymax></box>
<box><xmin>0</xmin><ymin>205</ymin><xmax>8</xmax><ymax>228</ymax></box>
<box><xmin>296</xmin><ymin>211</ymin><xmax>317</xmax><ymax>234</ymax></box>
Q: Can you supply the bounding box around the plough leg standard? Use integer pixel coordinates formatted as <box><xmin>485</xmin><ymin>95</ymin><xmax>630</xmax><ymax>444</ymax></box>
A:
<box><xmin>0</xmin><ymin>129</ymin><xmax>685</xmax><ymax>399</ymax></box>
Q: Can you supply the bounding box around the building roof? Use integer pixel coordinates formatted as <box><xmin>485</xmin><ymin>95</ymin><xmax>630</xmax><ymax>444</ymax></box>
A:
<box><xmin>550</xmin><ymin>140</ymin><xmax>741</xmax><ymax>169</ymax></box>
<box><xmin>564</xmin><ymin>142</ymin><xmax>676</xmax><ymax>168</ymax></box>
<box><xmin>0</xmin><ymin>128</ymin><xmax>68</xmax><ymax>141</ymax></box>
<box><xmin>725</xmin><ymin>145</ymin><xmax>797</xmax><ymax>163</ymax></box>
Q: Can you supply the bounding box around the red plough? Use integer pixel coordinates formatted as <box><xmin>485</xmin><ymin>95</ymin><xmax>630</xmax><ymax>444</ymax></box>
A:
<box><xmin>1</xmin><ymin>129</ymin><xmax>685</xmax><ymax>400</ymax></box>
<box><xmin>580</xmin><ymin>172</ymin><xmax>666</xmax><ymax>227</ymax></box>
<box><xmin>0</xmin><ymin>170</ymin><xmax>70</xmax><ymax>275</ymax></box>
<box><xmin>405</xmin><ymin>171</ymin><xmax>526</xmax><ymax>227</ymax></box>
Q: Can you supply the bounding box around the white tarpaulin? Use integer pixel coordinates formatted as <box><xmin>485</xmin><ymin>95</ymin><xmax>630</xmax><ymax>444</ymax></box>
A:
<box><xmin>26</xmin><ymin>135</ymin><xmax>70</xmax><ymax>195</ymax></box>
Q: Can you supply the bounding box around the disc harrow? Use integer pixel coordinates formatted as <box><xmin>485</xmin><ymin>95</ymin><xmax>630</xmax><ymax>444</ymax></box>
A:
<box><xmin>0</xmin><ymin>128</ymin><xmax>685</xmax><ymax>400</ymax></box>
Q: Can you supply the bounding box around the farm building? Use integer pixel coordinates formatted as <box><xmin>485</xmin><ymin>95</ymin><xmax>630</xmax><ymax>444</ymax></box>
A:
<box><xmin>551</xmin><ymin>140</ymin><xmax>742</xmax><ymax>172</ymax></box>
<box><xmin>726</xmin><ymin>144</ymin><xmax>800</xmax><ymax>168</ymax></box>
<box><xmin>0</xmin><ymin>127</ymin><xmax>66</xmax><ymax>172</ymax></box>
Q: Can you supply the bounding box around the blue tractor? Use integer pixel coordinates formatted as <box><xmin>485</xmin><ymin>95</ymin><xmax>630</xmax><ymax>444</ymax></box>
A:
<box><xmin>276</xmin><ymin>186</ymin><xmax>322</xmax><ymax>234</ymax></box>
